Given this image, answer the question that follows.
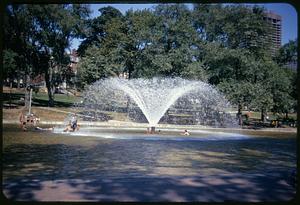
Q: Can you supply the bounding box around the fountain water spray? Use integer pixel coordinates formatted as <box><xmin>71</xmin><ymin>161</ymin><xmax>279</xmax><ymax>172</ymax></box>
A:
<box><xmin>77</xmin><ymin>77</ymin><xmax>237</xmax><ymax>129</ymax></box>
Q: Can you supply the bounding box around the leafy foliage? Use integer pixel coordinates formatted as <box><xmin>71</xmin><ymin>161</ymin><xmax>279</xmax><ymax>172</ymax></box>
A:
<box><xmin>3</xmin><ymin>3</ymin><xmax>296</xmax><ymax>119</ymax></box>
<box><xmin>4</xmin><ymin>4</ymin><xmax>90</xmax><ymax>106</ymax></box>
<box><xmin>274</xmin><ymin>39</ymin><xmax>297</xmax><ymax>66</ymax></box>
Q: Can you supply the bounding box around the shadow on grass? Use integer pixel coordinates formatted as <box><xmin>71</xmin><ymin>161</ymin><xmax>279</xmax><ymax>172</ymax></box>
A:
<box><xmin>31</xmin><ymin>98</ymin><xmax>74</xmax><ymax>107</ymax></box>
<box><xmin>3</xmin><ymin>92</ymin><xmax>75</xmax><ymax>107</ymax></box>
<box><xmin>3</xmin><ymin>93</ymin><xmax>25</xmax><ymax>101</ymax></box>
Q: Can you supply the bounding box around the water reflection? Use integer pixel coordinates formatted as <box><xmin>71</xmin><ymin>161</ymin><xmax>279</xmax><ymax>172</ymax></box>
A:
<box><xmin>3</xmin><ymin>133</ymin><xmax>296</xmax><ymax>180</ymax></box>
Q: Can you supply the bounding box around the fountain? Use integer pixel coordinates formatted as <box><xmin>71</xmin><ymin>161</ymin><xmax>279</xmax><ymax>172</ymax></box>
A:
<box><xmin>4</xmin><ymin>80</ymin><xmax>296</xmax><ymax>203</ymax></box>
<box><xmin>76</xmin><ymin>77</ymin><xmax>237</xmax><ymax>130</ymax></box>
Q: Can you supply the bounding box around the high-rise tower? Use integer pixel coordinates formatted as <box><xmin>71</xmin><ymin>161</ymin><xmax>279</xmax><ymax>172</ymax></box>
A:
<box><xmin>263</xmin><ymin>11</ymin><xmax>282</xmax><ymax>56</ymax></box>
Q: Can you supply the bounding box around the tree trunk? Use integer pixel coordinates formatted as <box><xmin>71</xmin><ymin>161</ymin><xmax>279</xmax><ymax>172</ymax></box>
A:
<box><xmin>23</xmin><ymin>75</ymin><xmax>27</xmax><ymax>89</ymax></box>
<box><xmin>285</xmin><ymin>112</ymin><xmax>289</xmax><ymax>119</ymax></box>
<box><xmin>17</xmin><ymin>72</ymin><xmax>20</xmax><ymax>89</ymax></box>
<box><xmin>127</xmin><ymin>60</ymin><xmax>133</xmax><ymax>79</ymax></box>
<box><xmin>128</xmin><ymin>67</ymin><xmax>132</xmax><ymax>79</ymax></box>
<box><xmin>45</xmin><ymin>67</ymin><xmax>55</xmax><ymax>107</ymax></box>
<box><xmin>9</xmin><ymin>86</ymin><xmax>12</xmax><ymax>108</ymax></box>
<box><xmin>237</xmin><ymin>104</ymin><xmax>243</xmax><ymax>126</ymax></box>
<box><xmin>261</xmin><ymin>109</ymin><xmax>265</xmax><ymax>122</ymax></box>
<box><xmin>24</xmin><ymin>74</ymin><xmax>31</xmax><ymax>112</ymax></box>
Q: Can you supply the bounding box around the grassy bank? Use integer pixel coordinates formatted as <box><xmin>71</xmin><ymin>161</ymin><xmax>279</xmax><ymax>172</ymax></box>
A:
<box><xmin>3</xmin><ymin>87</ymin><xmax>296</xmax><ymax>128</ymax></box>
<box><xmin>3</xmin><ymin>107</ymin><xmax>72</xmax><ymax>122</ymax></box>
<box><xmin>3</xmin><ymin>87</ymin><xmax>82</xmax><ymax>108</ymax></box>
<box><xmin>3</xmin><ymin>106</ymin><xmax>130</xmax><ymax>123</ymax></box>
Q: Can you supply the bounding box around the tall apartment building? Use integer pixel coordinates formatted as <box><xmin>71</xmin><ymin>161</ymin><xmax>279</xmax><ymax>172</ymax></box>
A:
<box><xmin>263</xmin><ymin>11</ymin><xmax>282</xmax><ymax>56</ymax></box>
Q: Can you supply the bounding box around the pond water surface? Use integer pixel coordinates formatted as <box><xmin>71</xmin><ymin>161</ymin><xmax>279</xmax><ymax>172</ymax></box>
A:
<box><xmin>2</xmin><ymin>124</ymin><xmax>297</xmax><ymax>202</ymax></box>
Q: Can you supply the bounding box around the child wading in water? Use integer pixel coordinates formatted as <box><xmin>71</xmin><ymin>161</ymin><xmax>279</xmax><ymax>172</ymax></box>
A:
<box><xmin>181</xmin><ymin>129</ymin><xmax>190</xmax><ymax>136</ymax></box>
<box><xmin>64</xmin><ymin>113</ymin><xmax>80</xmax><ymax>132</ymax></box>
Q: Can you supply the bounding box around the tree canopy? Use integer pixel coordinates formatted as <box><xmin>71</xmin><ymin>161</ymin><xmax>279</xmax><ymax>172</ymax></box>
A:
<box><xmin>4</xmin><ymin>4</ymin><xmax>90</xmax><ymax>106</ymax></box>
<box><xmin>3</xmin><ymin>3</ymin><xmax>296</xmax><ymax>118</ymax></box>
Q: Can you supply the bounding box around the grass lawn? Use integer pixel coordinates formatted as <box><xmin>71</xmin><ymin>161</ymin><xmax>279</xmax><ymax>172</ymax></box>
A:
<box><xmin>3</xmin><ymin>87</ymin><xmax>296</xmax><ymax>124</ymax></box>
<box><xmin>3</xmin><ymin>88</ymin><xmax>130</xmax><ymax>122</ymax></box>
<box><xmin>3</xmin><ymin>107</ymin><xmax>71</xmax><ymax>122</ymax></box>
<box><xmin>33</xmin><ymin>92</ymin><xmax>81</xmax><ymax>107</ymax></box>
<box><xmin>101</xmin><ymin>111</ymin><xmax>130</xmax><ymax>121</ymax></box>
<box><xmin>243</xmin><ymin>111</ymin><xmax>297</xmax><ymax>120</ymax></box>
<box><xmin>3</xmin><ymin>107</ymin><xmax>131</xmax><ymax>123</ymax></box>
<box><xmin>3</xmin><ymin>88</ymin><xmax>82</xmax><ymax>107</ymax></box>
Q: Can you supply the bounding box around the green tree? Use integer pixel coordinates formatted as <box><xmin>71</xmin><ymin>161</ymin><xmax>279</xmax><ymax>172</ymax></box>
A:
<box><xmin>193</xmin><ymin>4</ymin><xmax>270</xmax><ymax>56</ymax></box>
<box><xmin>4</xmin><ymin>4</ymin><xmax>90</xmax><ymax>106</ymax></box>
<box><xmin>3</xmin><ymin>49</ymin><xmax>18</xmax><ymax>87</ymax></box>
<box><xmin>151</xmin><ymin>4</ymin><xmax>201</xmax><ymax>78</ymax></box>
<box><xmin>269</xmin><ymin>67</ymin><xmax>296</xmax><ymax>118</ymax></box>
<box><xmin>3</xmin><ymin>5</ymin><xmax>35</xmax><ymax>88</ymax></box>
<box><xmin>75</xmin><ymin>3</ymin><xmax>295</xmax><ymax>123</ymax></box>
<box><xmin>78</xmin><ymin>6</ymin><xmax>124</xmax><ymax>54</ymax></box>
<box><xmin>29</xmin><ymin>4</ymin><xmax>90</xmax><ymax>106</ymax></box>
<box><xmin>193</xmin><ymin>4</ymin><xmax>280</xmax><ymax>120</ymax></box>
<box><xmin>77</xmin><ymin>46</ymin><xmax>120</xmax><ymax>88</ymax></box>
<box><xmin>77</xmin><ymin>6</ymin><xmax>126</xmax><ymax>85</ymax></box>
<box><xmin>78</xmin><ymin>4</ymin><xmax>207</xmax><ymax>81</ymax></box>
<box><xmin>275</xmin><ymin>39</ymin><xmax>297</xmax><ymax>66</ymax></box>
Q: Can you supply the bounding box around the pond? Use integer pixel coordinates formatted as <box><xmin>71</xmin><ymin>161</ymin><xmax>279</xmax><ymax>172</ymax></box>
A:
<box><xmin>2</xmin><ymin>124</ymin><xmax>297</xmax><ymax>202</ymax></box>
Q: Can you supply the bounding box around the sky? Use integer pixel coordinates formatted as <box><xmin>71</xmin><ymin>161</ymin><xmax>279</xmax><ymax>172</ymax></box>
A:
<box><xmin>70</xmin><ymin>3</ymin><xmax>297</xmax><ymax>50</ymax></box>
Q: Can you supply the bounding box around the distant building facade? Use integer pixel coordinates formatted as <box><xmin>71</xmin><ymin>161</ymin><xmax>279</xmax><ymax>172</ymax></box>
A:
<box><xmin>263</xmin><ymin>11</ymin><xmax>282</xmax><ymax>56</ymax></box>
<box><xmin>69</xmin><ymin>49</ymin><xmax>80</xmax><ymax>74</ymax></box>
<box><xmin>62</xmin><ymin>49</ymin><xmax>80</xmax><ymax>89</ymax></box>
